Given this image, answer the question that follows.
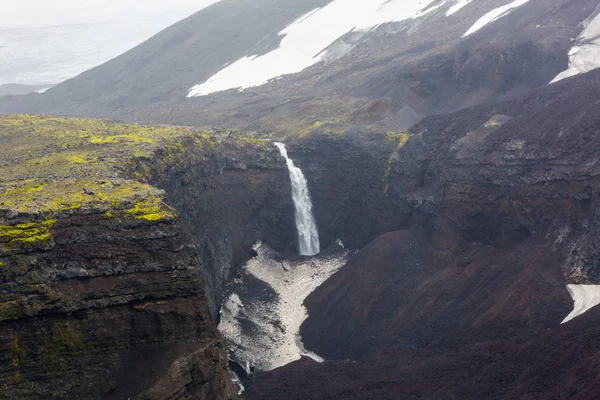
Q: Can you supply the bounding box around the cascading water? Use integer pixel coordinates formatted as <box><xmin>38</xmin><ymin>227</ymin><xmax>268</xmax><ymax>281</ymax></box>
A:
<box><xmin>274</xmin><ymin>142</ymin><xmax>320</xmax><ymax>256</ymax></box>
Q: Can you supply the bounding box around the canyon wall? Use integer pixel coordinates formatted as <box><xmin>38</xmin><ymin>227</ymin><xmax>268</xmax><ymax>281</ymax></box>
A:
<box><xmin>0</xmin><ymin>116</ymin><xmax>295</xmax><ymax>399</ymax></box>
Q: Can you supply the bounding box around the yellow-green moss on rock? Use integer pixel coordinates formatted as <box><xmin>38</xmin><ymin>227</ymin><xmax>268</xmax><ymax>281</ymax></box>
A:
<box><xmin>41</xmin><ymin>322</ymin><xmax>84</xmax><ymax>373</ymax></box>
<box><xmin>0</xmin><ymin>219</ymin><xmax>56</xmax><ymax>255</ymax></box>
<box><xmin>384</xmin><ymin>131</ymin><xmax>413</xmax><ymax>180</ymax></box>
<box><xmin>0</xmin><ymin>115</ymin><xmax>231</xmax><ymax>225</ymax></box>
<box><xmin>0</xmin><ymin>115</ymin><xmax>276</xmax><ymax>244</ymax></box>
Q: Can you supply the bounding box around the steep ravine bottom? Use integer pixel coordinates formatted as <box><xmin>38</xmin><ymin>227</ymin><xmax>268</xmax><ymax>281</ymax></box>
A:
<box><xmin>219</xmin><ymin>242</ymin><xmax>349</xmax><ymax>373</ymax></box>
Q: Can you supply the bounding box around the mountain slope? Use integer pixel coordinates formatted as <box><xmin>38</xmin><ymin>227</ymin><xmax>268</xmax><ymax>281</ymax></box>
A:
<box><xmin>2</xmin><ymin>0</ymin><xmax>598</xmax><ymax>136</ymax></box>
<box><xmin>0</xmin><ymin>0</ymin><xmax>331</xmax><ymax>115</ymax></box>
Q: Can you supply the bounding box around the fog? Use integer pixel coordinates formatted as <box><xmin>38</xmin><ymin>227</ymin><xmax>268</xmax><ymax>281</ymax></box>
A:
<box><xmin>0</xmin><ymin>0</ymin><xmax>222</xmax><ymax>86</ymax></box>
<box><xmin>0</xmin><ymin>0</ymin><xmax>222</xmax><ymax>28</ymax></box>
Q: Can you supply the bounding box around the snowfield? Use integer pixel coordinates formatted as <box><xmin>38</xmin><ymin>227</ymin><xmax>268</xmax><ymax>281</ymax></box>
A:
<box><xmin>463</xmin><ymin>0</ymin><xmax>531</xmax><ymax>37</ymax></box>
<box><xmin>446</xmin><ymin>0</ymin><xmax>474</xmax><ymax>16</ymax></box>
<box><xmin>187</xmin><ymin>0</ymin><xmax>446</xmax><ymax>97</ymax></box>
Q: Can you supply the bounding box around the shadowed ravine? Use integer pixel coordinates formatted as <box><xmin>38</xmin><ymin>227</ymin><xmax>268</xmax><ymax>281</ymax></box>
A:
<box><xmin>218</xmin><ymin>144</ymin><xmax>336</xmax><ymax>392</ymax></box>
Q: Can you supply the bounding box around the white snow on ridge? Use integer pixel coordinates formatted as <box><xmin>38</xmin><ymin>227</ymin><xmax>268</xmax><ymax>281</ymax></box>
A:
<box><xmin>446</xmin><ymin>0</ymin><xmax>474</xmax><ymax>16</ymax></box>
<box><xmin>187</xmin><ymin>0</ymin><xmax>441</xmax><ymax>97</ymax></box>
<box><xmin>551</xmin><ymin>9</ymin><xmax>600</xmax><ymax>83</ymax></box>
<box><xmin>561</xmin><ymin>284</ymin><xmax>600</xmax><ymax>324</ymax></box>
<box><xmin>463</xmin><ymin>0</ymin><xmax>531</xmax><ymax>37</ymax></box>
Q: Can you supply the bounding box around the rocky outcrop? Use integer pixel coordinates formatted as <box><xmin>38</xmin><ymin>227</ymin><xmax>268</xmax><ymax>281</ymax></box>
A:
<box><xmin>0</xmin><ymin>115</ymin><xmax>295</xmax><ymax>399</ymax></box>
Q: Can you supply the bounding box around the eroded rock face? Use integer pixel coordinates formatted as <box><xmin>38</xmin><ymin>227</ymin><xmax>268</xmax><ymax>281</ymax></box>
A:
<box><xmin>247</xmin><ymin>308</ymin><xmax>600</xmax><ymax>400</ymax></box>
<box><xmin>0</xmin><ymin>210</ymin><xmax>237</xmax><ymax>399</ymax></box>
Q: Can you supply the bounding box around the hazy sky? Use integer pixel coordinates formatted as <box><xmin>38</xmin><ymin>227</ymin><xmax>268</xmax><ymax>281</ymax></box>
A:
<box><xmin>0</xmin><ymin>0</ymin><xmax>222</xmax><ymax>27</ymax></box>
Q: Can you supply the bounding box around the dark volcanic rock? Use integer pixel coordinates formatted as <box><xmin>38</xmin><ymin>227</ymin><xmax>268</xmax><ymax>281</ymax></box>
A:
<box><xmin>246</xmin><ymin>308</ymin><xmax>600</xmax><ymax>400</ymax></box>
<box><xmin>288</xmin><ymin>133</ymin><xmax>412</xmax><ymax>250</ymax></box>
<box><xmin>302</xmin><ymin>228</ymin><xmax>571</xmax><ymax>360</ymax></box>
<box><xmin>297</xmin><ymin>69</ymin><xmax>600</xmax><ymax>360</ymax></box>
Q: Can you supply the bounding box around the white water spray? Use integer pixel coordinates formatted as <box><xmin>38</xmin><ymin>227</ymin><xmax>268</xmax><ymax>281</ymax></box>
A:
<box><xmin>274</xmin><ymin>142</ymin><xmax>320</xmax><ymax>256</ymax></box>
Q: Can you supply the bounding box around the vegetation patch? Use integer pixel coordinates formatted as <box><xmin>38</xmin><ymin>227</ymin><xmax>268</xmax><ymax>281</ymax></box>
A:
<box><xmin>41</xmin><ymin>322</ymin><xmax>84</xmax><ymax>373</ymax></box>
<box><xmin>485</xmin><ymin>120</ymin><xmax>502</xmax><ymax>128</ymax></box>
<box><xmin>384</xmin><ymin>131</ymin><xmax>413</xmax><ymax>180</ymax></box>
<box><xmin>10</xmin><ymin>333</ymin><xmax>24</xmax><ymax>368</ymax></box>
<box><xmin>0</xmin><ymin>115</ymin><xmax>273</xmax><ymax>238</ymax></box>
<box><xmin>123</xmin><ymin>197</ymin><xmax>176</xmax><ymax>222</ymax></box>
<box><xmin>0</xmin><ymin>219</ymin><xmax>56</xmax><ymax>255</ymax></box>
<box><xmin>0</xmin><ymin>115</ymin><xmax>211</xmax><ymax>220</ymax></box>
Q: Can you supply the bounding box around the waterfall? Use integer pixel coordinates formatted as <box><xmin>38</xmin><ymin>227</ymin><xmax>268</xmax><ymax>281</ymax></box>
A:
<box><xmin>274</xmin><ymin>142</ymin><xmax>320</xmax><ymax>256</ymax></box>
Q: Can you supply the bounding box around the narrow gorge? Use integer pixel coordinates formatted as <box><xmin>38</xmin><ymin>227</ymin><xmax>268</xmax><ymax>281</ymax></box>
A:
<box><xmin>218</xmin><ymin>142</ymin><xmax>347</xmax><ymax>391</ymax></box>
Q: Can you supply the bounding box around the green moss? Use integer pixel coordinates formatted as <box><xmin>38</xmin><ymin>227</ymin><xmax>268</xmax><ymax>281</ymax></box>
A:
<box><xmin>0</xmin><ymin>219</ymin><xmax>56</xmax><ymax>254</ymax></box>
<box><xmin>240</xmin><ymin>137</ymin><xmax>270</xmax><ymax>148</ymax></box>
<box><xmin>485</xmin><ymin>120</ymin><xmax>501</xmax><ymax>128</ymax></box>
<box><xmin>296</xmin><ymin>119</ymin><xmax>347</xmax><ymax>138</ymax></box>
<box><xmin>42</xmin><ymin>323</ymin><xmax>84</xmax><ymax>373</ymax></box>
<box><xmin>123</xmin><ymin>198</ymin><xmax>175</xmax><ymax>222</ymax></box>
<box><xmin>63</xmin><ymin>153</ymin><xmax>91</xmax><ymax>164</ymax></box>
<box><xmin>0</xmin><ymin>261</ymin><xmax>5</xmax><ymax>268</ymax></box>
<box><xmin>10</xmin><ymin>333</ymin><xmax>24</xmax><ymax>368</ymax></box>
<box><xmin>383</xmin><ymin>131</ymin><xmax>413</xmax><ymax>183</ymax></box>
<box><xmin>0</xmin><ymin>116</ymin><xmax>255</xmax><ymax>235</ymax></box>
<box><xmin>89</xmin><ymin>133</ymin><xmax>154</xmax><ymax>144</ymax></box>
<box><xmin>386</xmin><ymin>132</ymin><xmax>411</xmax><ymax>149</ymax></box>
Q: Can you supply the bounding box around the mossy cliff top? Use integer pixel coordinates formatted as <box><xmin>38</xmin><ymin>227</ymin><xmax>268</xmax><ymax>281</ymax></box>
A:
<box><xmin>0</xmin><ymin>114</ymin><xmax>271</xmax><ymax>255</ymax></box>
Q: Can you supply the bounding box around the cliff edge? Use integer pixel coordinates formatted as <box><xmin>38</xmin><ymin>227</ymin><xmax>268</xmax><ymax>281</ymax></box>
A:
<box><xmin>0</xmin><ymin>115</ymin><xmax>295</xmax><ymax>399</ymax></box>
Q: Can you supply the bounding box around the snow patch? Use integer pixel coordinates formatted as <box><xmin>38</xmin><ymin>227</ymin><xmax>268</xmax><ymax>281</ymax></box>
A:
<box><xmin>35</xmin><ymin>86</ymin><xmax>52</xmax><ymax>94</ymax></box>
<box><xmin>187</xmin><ymin>0</ymin><xmax>440</xmax><ymax>97</ymax></box>
<box><xmin>446</xmin><ymin>0</ymin><xmax>474</xmax><ymax>16</ymax></box>
<box><xmin>218</xmin><ymin>243</ymin><xmax>349</xmax><ymax>371</ymax></box>
<box><xmin>561</xmin><ymin>284</ymin><xmax>600</xmax><ymax>324</ymax></box>
<box><xmin>551</xmin><ymin>9</ymin><xmax>600</xmax><ymax>83</ymax></box>
<box><xmin>463</xmin><ymin>0</ymin><xmax>531</xmax><ymax>37</ymax></box>
<box><xmin>230</xmin><ymin>370</ymin><xmax>245</xmax><ymax>395</ymax></box>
